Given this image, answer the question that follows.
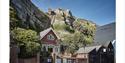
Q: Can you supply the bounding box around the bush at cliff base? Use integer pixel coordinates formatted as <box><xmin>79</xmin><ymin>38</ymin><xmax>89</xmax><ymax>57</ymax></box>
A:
<box><xmin>11</xmin><ymin>27</ymin><xmax>41</xmax><ymax>58</ymax></box>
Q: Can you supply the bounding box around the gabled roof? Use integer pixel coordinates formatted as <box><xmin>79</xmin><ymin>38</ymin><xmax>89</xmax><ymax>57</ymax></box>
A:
<box><xmin>94</xmin><ymin>45</ymin><xmax>102</xmax><ymax>51</ymax></box>
<box><xmin>40</xmin><ymin>27</ymin><xmax>60</xmax><ymax>40</ymax></box>
<box><xmin>88</xmin><ymin>41</ymin><xmax>112</xmax><ymax>47</ymax></box>
<box><xmin>76</xmin><ymin>47</ymin><xmax>95</xmax><ymax>54</ymax></box>
<box><xmin>103</xmin><ymin>41</ymin><xmax>112</xmax><ymax>47</ymax></box>
<box><xmin>76</xmin><ymin>41</ymin><xmax>114</xmax><ymax>54</ymax></box>
<box><xmin>76</xmin><ymin>45</ymin><xmax>102</xmax><ymax>54</ymax></box>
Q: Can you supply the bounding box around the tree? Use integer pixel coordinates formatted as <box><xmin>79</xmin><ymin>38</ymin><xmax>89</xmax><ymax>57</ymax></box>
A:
<box><xmin>61</xmin><ymin>31</ymin><xmax>84</xmax><ymax>54</ymax></box>
<box><xmin>60</xmin><ymin>19</ymin><xmax>96</xmax><ymax>54</ymax></box>
<box><xmin>11</xmin><ymin>27</ymin><xmax>41</xmax><ymax>58</ymax></box>
<box><xmin>61</xmin><ymin>34</ymin><xmax>76</xmax><ymax>54</ymax></box>
<box><xmin>73</xmin><ymin>19</ymin><xmax>96</xmax><ymax>43</ymax></box>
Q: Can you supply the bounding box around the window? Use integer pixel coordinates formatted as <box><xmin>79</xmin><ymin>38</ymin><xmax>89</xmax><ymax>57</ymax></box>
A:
<box><xmin>103</xmin><ymin>48</ymin><xmax>106</xmax><ymax>52</ymax></box>
<box><xmin>47</xmin><ymin>34</ymin><xmax>55</xmax><ymax>40</ymax></box>
<box><xmin>67</xmin><ymin>59</ymin><xmax>72</xmax><ymax>63</ymax></box>
<box><xmin>55</xmin><ymin>47</ymin><xmax>58</xmax><ymax>52</ymax></box>
<box><xmin>47</xmin><ymin>58</ymin><xmax>52</xmax><ymax>62</ymax></box>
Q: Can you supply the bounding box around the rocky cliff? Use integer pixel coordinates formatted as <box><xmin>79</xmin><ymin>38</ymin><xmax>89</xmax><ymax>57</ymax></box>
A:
<box><xmin>46</xmin><ymin>8</ymin><xmax>96</xmax><ymax>28</ymax></box>
<box><xmin>46</xmin><ymin>8</ymin><xmax>75</xmax><ymax>27</ymax></box>
<box><xmin>10</xmin><ymin>0</ymin><xmax>51</xmax><ymax>32</ymax></box>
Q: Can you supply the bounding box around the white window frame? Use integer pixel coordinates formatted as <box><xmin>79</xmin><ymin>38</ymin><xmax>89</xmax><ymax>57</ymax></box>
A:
<box><xmin>47</xmin><ymin>34</ymin><xmax>55</xmax><ymax>40</ymax></box>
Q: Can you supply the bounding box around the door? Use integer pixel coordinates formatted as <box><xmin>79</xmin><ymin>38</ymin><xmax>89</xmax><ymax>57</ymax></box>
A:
<box><xmin>48</xmin><ymin>48</ymin><xmax>53</xmax><ymax>53</ymax></box>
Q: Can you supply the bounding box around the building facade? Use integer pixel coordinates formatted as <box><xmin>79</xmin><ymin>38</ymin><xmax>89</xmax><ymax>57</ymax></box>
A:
<box><xmin>40</xmin><ymin>28</ymin><xmax>61</xmax><ymax>63</ymax></box>
<box><xmin>76</xmin><ymin>42</ymin><xmax>114</xmax><ymax>63</ymax></box>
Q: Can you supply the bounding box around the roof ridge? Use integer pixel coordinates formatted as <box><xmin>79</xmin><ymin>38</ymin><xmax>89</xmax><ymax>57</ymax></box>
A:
<box><xmin>40</xmin><ymin>27</ymin><xmax>52</xmax><ymax>40</ymax></box>
<box><xmin>40</xmin><ymin>27</ymin><xmax>60</xmax><ymax>40</ymax></box>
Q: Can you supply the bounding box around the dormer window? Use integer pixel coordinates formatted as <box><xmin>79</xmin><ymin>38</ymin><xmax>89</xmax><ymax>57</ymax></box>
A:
<box><xmin>47</xmin><ymin>34</ymin><xmax>55</xmax><ymax>40</ymax></box>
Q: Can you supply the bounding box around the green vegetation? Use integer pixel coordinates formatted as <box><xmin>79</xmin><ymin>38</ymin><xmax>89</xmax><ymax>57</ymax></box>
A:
<box><xmin>73</xmin><ymin>19</ymin><xmax>96</xmax><ymax>42</ymax></box>
<box><xmin>53</xmin><ymin>18</ymin><xmax>96</xmax><ymax>54</ymax></box>
<box><xmin>10</xmin><ymin>6</ymin><xmax>19</xmax><ymax>30</ymax></box>
<box><xmin>65</xmin><ymin>25</ymin><xmax>75</xmax><ymax>33</ymax></box>
<box><xmin>53</xmin><ymin>23</ymin><xmax>68</xmax><ymax>30</ymax></box>
<box><xmin>10</xmin><ymin>6</ymin><xmax>41</xmax><ymax>58</ymax></box>
<box><xmin>53</xmin><ymin>23</ymin><xmax>75</xmax><ymax>33</ymax></box>
<box><xmin>61</xmin><ymin>31</ymin><xmax>91</xmax><ymax>54</ymax></box>
<box><xmin>11</xmin><ymin>28</ymin><xmax>41</xmax><ymax>58</ymax></box>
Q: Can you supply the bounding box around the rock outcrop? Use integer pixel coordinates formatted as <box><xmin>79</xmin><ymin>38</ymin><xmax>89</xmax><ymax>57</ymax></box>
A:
<box><xmin>10</xmin><ymin>0</ymin><xmax>51</xmax><ymax>32</ymax></box>
<box><xmin>46</xmin><ymin>8</ymin><xmax>75</xmax><ymax>27</ymax></box>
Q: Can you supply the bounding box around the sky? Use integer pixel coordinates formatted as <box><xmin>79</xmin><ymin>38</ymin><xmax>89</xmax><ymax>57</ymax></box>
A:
<box><xmin>31</xmin><ymin>0</ymin><xmax>115</xmax><ymax>26</ymax></box>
